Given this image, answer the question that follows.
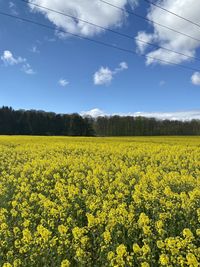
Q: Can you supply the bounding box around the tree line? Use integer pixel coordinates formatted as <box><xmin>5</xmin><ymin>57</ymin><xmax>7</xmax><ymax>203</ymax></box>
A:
<box><xmin>0</xmin><ymin>107</ymin><xmax>94</xmax><ymax>136</ymax></box>
<box><xmin>93</xmin><ymin>116</ymin><xmax>200</xmax><ymax>136</ymax></box>
<box><xmin>0</xmin><ymin>106</ymin><xmax>200</xmax><ymax>136</ymax></box>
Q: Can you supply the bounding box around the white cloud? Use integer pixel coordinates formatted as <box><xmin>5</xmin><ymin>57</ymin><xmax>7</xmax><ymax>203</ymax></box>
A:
<box><xmin>80</xmin><ymin>108</ymin><xmax>107</xmax><ymax>117</ymax></box>
<box><xmin>22</xmin><ymin>63</ymin><xmax>35</xmax><ymax>75</ymax></box>
<box><xmin>1</xmin><ymin>50</ymin><xmax>35</xmax><ymax>75</ymax></box>
<box><xmin>135</xmin><ymin>31</ymin><xmax>154</xmax><ymax>54</ymax></box>
<box><xmin>94</xmin><ymin>62</ymin><xmax>128</xmax><ymax>85</ymax></box>
<box><xmin>135</xmin><ymin>0</ymin><xmax>200</xmax><ymax>65</ymax></box>
<box><xmin>94</xmin><ymin>67</ymin><xmax>113</xmax><ymax>85</ymax></box>
<box><xmin>191</xmin><ymin>72</ymin><xmax>200</xmax><ymax>86</ymax></box>
<box><xmin>30</xmin><ymin>45</ymin><xmax>40</xmax><ymax>54</ymax></box>
<box><xmin>44</xmin><ymin>36</ymin><xmax>56</xmax><ymax>42</ymax></box>
<box><xmin>28</xmin><ymin>0</ymin><xmax>138</xmax><ymax>38</ymax></box>
<box><xmin>9</xmin><ymin>1</ymin><xmax>15</xmax><ymax>8</ymax></box>
<box><xmin>9</xmin><ymin>1</ymin><xmax>18</xmax><ymax>15</ymax></box>
<box><xmin>132</xmin><ymin>111</ymin><xmax>200</xmax><ymax>121</ymax></box>
<box><xmin>58</xmin><ymin>79</ymin><xmax>69</xmax><ymax>87</ymax></box>
<box><xmin>81</xmin><ymin>108</ymin><xmax>200</xmax><ymax>121</ymax></box>
<box><xmin>1</xmin><ymin>50</ymin><xmax>25</xmax><ymax>65</ymax></box>
<box><xmin>119</xmin><ymin>62</ymin><xmax>128</xmax><ymax>70</ymax></box>
<box><xmin>116</xmin><ymin>61</ymin><xmax>128</xmax><ymax>72</ymax></box>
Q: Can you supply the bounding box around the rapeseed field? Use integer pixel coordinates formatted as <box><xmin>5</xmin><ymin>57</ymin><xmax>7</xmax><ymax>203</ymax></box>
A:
<box><xmin>0</xmin><ymin>136</ymin><xmax>199</xmax><ymax>267</ymax></box>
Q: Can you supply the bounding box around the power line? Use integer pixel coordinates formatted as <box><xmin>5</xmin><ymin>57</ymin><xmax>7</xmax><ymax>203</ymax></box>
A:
<box><xmin>17</xmin><ymin>0</ymin><xmax>200</xmax><ymax>62</ymax></box>
<box><xmin>99</xmin><ymin>0</ymin><xmax>200</xmax><ymax>43</ymax></box>
<box><xmin>143</xmin><ymin>0</ymin><xmax>200</xmax><ymax>29</ymax></box>
<box><xmin>1</xmin><ymin>10</ymin><xmax>200</xmax><ymax>72</ymax></box>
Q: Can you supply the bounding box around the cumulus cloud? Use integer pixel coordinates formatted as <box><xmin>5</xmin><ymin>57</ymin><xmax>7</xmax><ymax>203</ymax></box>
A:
<box><xmin>58</xmin><ymin>79</ymin><xmax>69</xmax><ymax>87</ymax></box>
<box><xmin>135</xmin><ymin>31</ymin><xmax>154</xmax><ymax>54</ymax></box>
<box><xmin>1</xmin><ymin>50</ymin><xmax>25</xmax><ymax>65</ymax></box>
<box><xmin>132</xmin><ymin>111</ymin><xmax>200</xmax><ymax>121</ymax></box>
<box><xmin>1</xmin><ymin>50</ymin><xmax>35</xmax><ymax>75</ymax></box>
<box><xmin>22</xmin><ymin>63</ymin><xmax>35</xmax><ymax>75</ymax></box>
<box><xmin>94</xmin><ymin>62</ymin><xmax>128</xmax><ymax>85</ymax></box>
<box><xmin>94</xmin><ymin>67</ymin><xmax>113</xmax><ymax>86</ymax></box>
<box><xmin>80</xmin><ymin>108</ymin><xmax>107</xmax><ymax>117</ymax></box>
<box><xmin>191</xmin><ymin>72</ymin><xmax>200</xmax><ymax>86</ymax></box>
<box><xmin>117</xmin><ymin>61</ymin><xmax>128</xmax><ymax>71</ymax></box>
<box><xmin>28</xmin><ymin>0</ymin><xmax>138</xmax><ymax>38</ymax></box>
<box><xmin>81</xmin><ymin>108</ymin><xmax>200</xmax><ymax>121</ymax></box>
<box><xmin>135</xmin><ymin>0</ymin><xmax>200</xmax><ymax>65</ymax></box>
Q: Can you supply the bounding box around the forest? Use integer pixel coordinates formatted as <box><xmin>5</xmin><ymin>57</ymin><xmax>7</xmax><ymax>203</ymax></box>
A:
<box><xmin>0</xmin><ymin>106</ymin><xmax>200</xmax><ymax>136</ymax></box>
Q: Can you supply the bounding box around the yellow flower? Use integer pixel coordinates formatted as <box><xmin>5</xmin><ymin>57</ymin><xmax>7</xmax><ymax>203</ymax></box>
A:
<box><xmin>142</xmin><ymin>225</ymin><xmax>152</xmax><ymax>235</ymax></box>
<box><xmin>116</xmin><ymin>244</ymin><xmax>127</xmax><ymax>258</ymax></box>
<box><xmin>157</xmin><ymin>240</ymin><xmax>165</xmax><ymax>249</ymax></box>
<box><xmin>72</xmin><ymin>227</ymin><xmax>85</xmax><ymax>240</ymax></box>
<box><xmin>107</xmin><ymin>251</ymin><xmax>115</xmax><ymax>261</ymax></box>
<box><xmin>86</xmin><ymin>213</ymin><xmax>96</xmax><ymax>228</ymax></box>
<box><xmin>22</xmin><ymin>228</ymin><xmax>32</xmax><ymax>243</ymax></box>
<box><xmin>196</xmin><ymin>229</ymin><xmax>200</xmax><ymax>236</ymax></box>
<box><xmin>138</xmin><ymin>213</ymin><xmax>150</xmax><ymax>227</ymax></box>
<box><xmin>142</xmin><ymin>244</ymin><xmax>151</xmax><ymax>255</ymax></box>
<box><xmin>14</xmin><ymin>240</ymin><xmax>21</xmax><ymax>249</ymax></box>
<box><xmin>186</xmin><ymin>253</ymin><xmax>198</xmax><ymax>266</ymax></box>
<box><xmin>133</xmin><ymin>243</ymin><xmax>141</xmax><ymax>254</ymax></box>
<box><xmin>3</xmin><ymin>263</ymin><xmax>12</xmax><ymax>267</ymax></box>
<box><xmin>141</xmin><ymin>262</ymin><xmax>150</xmax><ymax>267</ymax></box>
<box><xmin>75</xmin><ymin>247</ymin><xmax>85</xmax><ymax>259</ymax></box>
<box><xmin>183</xmin><ymin>228</ymin><xmax>194</xmax><ymax>239</ymax></box>
<box><xmin>156</xmin><ymin>220</ymin><xmax>164</xmax><ymax>229</ymax></box>
<box><xmin>37</xmin><ymin>225</ymin><xmax>51</xmax><ymax>242</ymax></box>
<box><xmin>103</xmin><ymin>231</ymin><xmax>111</xmax><ymax>244</ymax></box>
<box><xmin>23</xmin><ymin>220</ymin><xmax>30</xmax><ymax>228</ymax></box>
<box><xmin>58</xmin><ymin>224</ymin><xmax>68</xmax><ymax>235</ymax></box>
<box><xmin>61</xmin><ymin>259</ymin><xmax>70</xmax><ymax>267</ymax></box>
<box><xmin>160</xmin><ymin>254</ymin><xmax>169</xmax><ymax>265</ymax></box>
<box><xmin>13</xmin><ymin>259</ymin><xmax>22</xmax><ymax>267</ymax></box>
<box><xmin>0</xmin><ymin>136</ymin><xmax>200</xmax><ymax>266</ymax></box>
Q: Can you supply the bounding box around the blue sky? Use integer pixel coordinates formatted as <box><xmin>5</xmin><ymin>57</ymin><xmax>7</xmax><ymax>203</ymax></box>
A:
<box><xmin>0</xmin><ymin>0</ymin><xmax>200</xmax><ymax>120</ymax></box>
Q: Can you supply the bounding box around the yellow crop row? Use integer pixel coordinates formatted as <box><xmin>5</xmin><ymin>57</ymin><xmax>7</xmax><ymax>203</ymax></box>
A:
<box><xmin>0</xmin><ymin>136</ymin><xmax>199</xmax><ymax>266</ymax></box>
